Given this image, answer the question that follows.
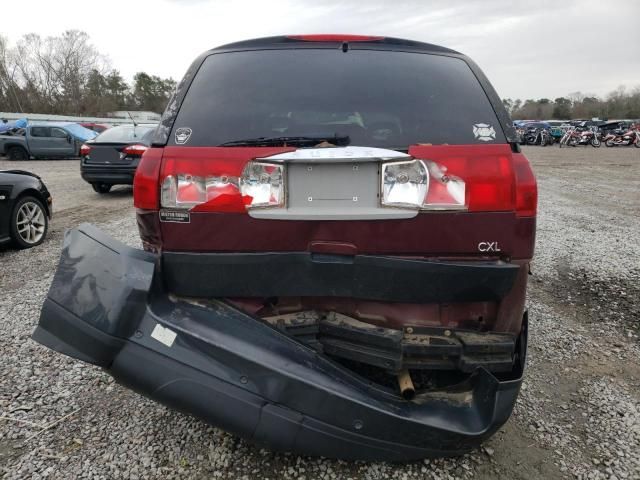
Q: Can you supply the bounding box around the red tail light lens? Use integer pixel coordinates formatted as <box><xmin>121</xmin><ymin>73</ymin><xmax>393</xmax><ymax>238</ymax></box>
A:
<box><xmin>80</xmin><ymin>144</ymin><xmax>91</xmax><ymax>156</ymax></box>
<box><xmin>512</xmin><ymin>153</ymin><xmax>537</xmax><ymax>217</ymax></box>
<box><xmin>122</xmin><ymin>144</ymin><xmax>149</xmax><ymax>156</ymax></box>
<box><xmin>133</xmin><ymin>148</ymin><xmax>163</xmax><ymax>210</ymax></box>
<box><xmin>409</xmin><ymin>145</ymin><xmax>521</xmax><ymax>214</ymax></box>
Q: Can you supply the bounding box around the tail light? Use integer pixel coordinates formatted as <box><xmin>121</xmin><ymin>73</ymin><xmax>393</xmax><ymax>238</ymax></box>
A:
<box><xmin>154</xmin><ymin>146</ymin><xmax>536</xmax><ymax>217</ymax></box>
<box><xmin>381</xmin><ymin>159</ymin><xmax>466</xmax><ymax>210</ymax></box>
<box><xmin>122</xmin><ymin>144</ymin><xmax>149</xmax><ymax>157</ymax></box>
<box><xmin>240</xmin><ymin>162</ymin><xmax>284</xmax><ymax>208</ymax></box>
<box><xmin>80</xmin><ymin>144</ymin><xmax>91</xmax><ymax>156</ymax></box>
<box><xmin>512</xmin><ymin>153</ymin><xmax>537</xmax><ymax>217</ymax></box>
<box><xmin>389</xmin><ymin>147</ymin><xmax>536</xmax><ymax>216</ymax></box>
<box><xmin>133</xmin><ymin>148</ymin><xmax>163</xmax><ymax>209</ymax></box>
<box><xmin>160</xmin><ymin>160</ymin><xmax>284</xmax><ymax>213</ymax></box>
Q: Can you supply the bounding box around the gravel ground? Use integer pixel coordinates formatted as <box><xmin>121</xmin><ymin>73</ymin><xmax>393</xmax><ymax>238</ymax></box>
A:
<box><xmin>1</xmin><ymin>147</ymin><xmax>639</xmax><ymax>479</ymax></box>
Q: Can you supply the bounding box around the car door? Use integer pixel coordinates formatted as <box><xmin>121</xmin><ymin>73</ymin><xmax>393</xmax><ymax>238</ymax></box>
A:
<box><xmin>28</xmin><ymin>127</ymin><xmax>50</xmax><ymax>156</ymax></box>
<box><xmin>0</xmin><ymin>180</ymin><xmax>12</xmax><ymax>242</ymax></box>
<box><xmin>50</xmin><ymin>127</ymin><xmax>76</xmax><ymax>156</ymax></box>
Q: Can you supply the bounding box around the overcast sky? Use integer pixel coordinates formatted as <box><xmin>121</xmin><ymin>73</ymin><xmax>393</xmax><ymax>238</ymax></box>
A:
<box><xmin>3</xmin><ymin>0</ymin><xmax>638</xmax><ymax>100</ymax></box>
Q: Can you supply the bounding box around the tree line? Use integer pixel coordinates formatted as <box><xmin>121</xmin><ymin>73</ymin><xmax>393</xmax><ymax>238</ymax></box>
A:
<box><xmin>2</xmin><ymin>30</ymin><xmax>639</xmax><ymax>121</ymax></box>
<box><xmin>0</xmin><ymin>30</ymin><xmax>176</xmax><ymax>116</ymax></box>
<box><xmin>503</xmin><ymin>86</ymin><xmax>640</xmax><ymax>121</ymax></box>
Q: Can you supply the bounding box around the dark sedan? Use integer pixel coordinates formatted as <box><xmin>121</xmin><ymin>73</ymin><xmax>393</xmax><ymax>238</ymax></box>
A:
<box><xmin>0</xmin><ymin>170</ymin><xmax>52</xmax><ymax>248</ymax></box>
<box><xmin>80</xmin><ymin>124</ymin><xmax>156</xmax><ymax>193</ymax></box>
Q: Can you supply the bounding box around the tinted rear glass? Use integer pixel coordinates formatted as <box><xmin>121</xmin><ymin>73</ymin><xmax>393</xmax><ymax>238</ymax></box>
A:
<box><xmin>95</xmin><ymin>125</ymin><xmax>156</xmax><ymax>143</ymax></box>
<box><xmin>30</xmin><ymin>127</ymin><xmax>49</xmax><ymax>137</ymax></box>
<box><xmin>171</xmin><ymin>49</ymin><xmax>505</xmax><ymax>148</ymax></box>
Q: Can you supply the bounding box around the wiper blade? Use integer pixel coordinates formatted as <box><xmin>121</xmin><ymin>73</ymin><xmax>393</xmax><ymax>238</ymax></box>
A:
<box><xmin>218</xmin><ymin>134</ymin><xmax>350</xmax><ymax>147</ymax></box>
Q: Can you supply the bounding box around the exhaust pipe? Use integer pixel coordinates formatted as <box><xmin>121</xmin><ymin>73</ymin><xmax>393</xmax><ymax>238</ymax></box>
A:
<box><xmin>397</xmin><ymin>369</ymin><xmax>415</xmax><ymax>400</ymax></box>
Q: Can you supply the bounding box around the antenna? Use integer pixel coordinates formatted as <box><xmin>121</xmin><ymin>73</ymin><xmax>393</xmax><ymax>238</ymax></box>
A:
<box><xmin>126</xmin><ymin>111</ymin><xmax>138</xmax><ymax>127</ymax></box>
<box><xmin>126</xmin><ymin>111</ymin><xmax>138</xmax><ymax>137</ymax></box>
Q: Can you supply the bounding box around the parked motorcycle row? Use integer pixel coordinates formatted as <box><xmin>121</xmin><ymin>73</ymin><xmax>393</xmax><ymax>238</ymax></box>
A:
<box><xmin>558</xmin><ymin>126</ymin><xmax>601</xmax><ymax>148</ymax></box>
<box><xmin>515</xmin><ymin>121</ymin><xmax>640</xmax><ymax>148</ymax></box>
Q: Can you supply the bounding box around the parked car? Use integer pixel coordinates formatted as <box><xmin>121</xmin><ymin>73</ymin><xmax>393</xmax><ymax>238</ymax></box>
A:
<box><xmin>79</xmin><ymin>122</ymin><xmax>111</xmax><ymax>133</ymax></box>
<box><xmin>79</xmin><ymin>123</ymin><xmax>157</xmax><ymax>193</ymax></box>
<box><xmin>0</xmin><ymin>122</ymin><xmax>97</xmax><ymax>160</ymax></box>
<box><xmin>599</xmin><ymin>120</ymin><xmax>633</xmax><ymax>136</ymax></box>
<box><xmin>33</xmin><ymin>35</ymin><xmax>537</xmax><ymax>461</ymax></box>
<box><xmin>0</xmin><ymin>170</ymin><xmax>52</xmax><ymax>248</ymax></box>
<box><xmin>521</xmin><ymin>121</ymin><xmax>552</xmax><ymax>131</ymax></box>
<box><xmin>544</xmin><ymin>120</ymin><xmax>570</xmax><ymax>139</ymax></box>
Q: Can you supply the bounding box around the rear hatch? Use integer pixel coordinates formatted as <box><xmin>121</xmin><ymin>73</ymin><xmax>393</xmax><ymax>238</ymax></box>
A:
<box><xmin>144</xmin><ymin>45</ymin><xmax>535</xmax><ymax>259</ymax></box>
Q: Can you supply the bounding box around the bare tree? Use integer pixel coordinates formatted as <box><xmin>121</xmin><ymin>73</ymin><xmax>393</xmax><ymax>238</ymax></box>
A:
<box><xmin>0</xmin><ymin>35</ymin><xmax>23</xmax><ymax>112</ymax></box>
<box><xmin>6</xmin><ymin>30</ymin><xmax>109</xmax><ymax>114</ymax></box>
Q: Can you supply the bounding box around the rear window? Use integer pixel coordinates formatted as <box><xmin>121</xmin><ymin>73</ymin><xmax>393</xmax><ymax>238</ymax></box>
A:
<box><xmin>170</xmin><ymin>49</ymin><xmax>505</xmax><ymax>148</ymax></box>
<box><xmin>30</xmin><ymin>127</ymin><xmax>49</xmax><ymax>137</ymax></box>
<box><xmin>95</xmin><ymin>125</ymin><xmax>156</xmax><ymax>143</ymax></box>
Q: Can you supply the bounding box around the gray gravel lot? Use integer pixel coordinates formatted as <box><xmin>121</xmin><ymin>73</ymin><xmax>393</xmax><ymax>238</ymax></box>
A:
<box><xmin>1</xmin><ymin>147</ymin><xmax>639</xmax><ymax>479</ymax></box>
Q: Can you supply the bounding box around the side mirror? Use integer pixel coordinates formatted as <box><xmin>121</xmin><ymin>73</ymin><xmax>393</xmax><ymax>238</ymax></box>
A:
<box><xmin>67</xmin><ymin>135</ymin><xmax>72</xmax><ymax>143</ymax></box>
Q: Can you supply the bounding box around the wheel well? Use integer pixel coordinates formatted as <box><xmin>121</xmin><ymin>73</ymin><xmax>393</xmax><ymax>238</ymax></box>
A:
<box><xmin>5</xmin><ymin>144</ymin><xmax>29</xmax><ymax>158</ymax></box>
<box><xmin>14</xmin><ymin>188</ymin><xmax>50</xmax><ymax>218</ymax></box>
<box><xmin>6</xmin><ymin>144</ymin><xmax>28</xmax><ymax>153</ymax></box>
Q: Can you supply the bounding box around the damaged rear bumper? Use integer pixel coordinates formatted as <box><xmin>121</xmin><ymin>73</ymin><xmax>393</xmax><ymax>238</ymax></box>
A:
<box><xmin>33</xmin><ymin>224</ymin><xmax>527</xmax><ymax>461</ymax></box>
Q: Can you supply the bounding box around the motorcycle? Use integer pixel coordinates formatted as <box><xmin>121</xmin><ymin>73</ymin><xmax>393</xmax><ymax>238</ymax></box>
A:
<box><xmin>580</xmin><ymin>127</ymin><xmax>601</xmax><ymax>148</ymax></box>
<box><xmin>559</xmin><ymin>127</ymin><xmax>580</xmax><ymax>147</ymax></box>
<box><xmin>559</xmin><ymin>126</ymin><xmax>600</xmax><ymax>147</ymax></box>
<box><xmin>525</xmin><ymin>127</ymin><xmax>554</xmax><ymax>146</ymax></box>
<box><xmin>603</xmin><ymin>126</ymin><xmax>640</xmax><ymax>147</ymax></box>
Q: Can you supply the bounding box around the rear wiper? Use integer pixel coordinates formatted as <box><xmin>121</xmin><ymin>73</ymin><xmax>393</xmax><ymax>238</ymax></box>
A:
<box><xmin>218</xmin><ymin>134</ymin><xmax>350</xmax><ymax>147</ymax></box>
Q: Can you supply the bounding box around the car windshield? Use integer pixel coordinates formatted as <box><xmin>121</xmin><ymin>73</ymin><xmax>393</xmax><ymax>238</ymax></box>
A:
<box><xmin>95</xmin><ymin>125</ymin><xmax>156</xmax><ymax>143</ymax></box>
<box><xmin>171</xmin><ymin>49</ymin><xmax>505</xmax><ymax>148</ymax></box>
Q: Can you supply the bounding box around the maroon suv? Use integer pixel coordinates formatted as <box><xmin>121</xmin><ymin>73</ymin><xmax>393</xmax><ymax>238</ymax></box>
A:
<box><xmin>34</xmin><ymin>35</ymin><xmax>537</xmax><ymax>460</ymax></box>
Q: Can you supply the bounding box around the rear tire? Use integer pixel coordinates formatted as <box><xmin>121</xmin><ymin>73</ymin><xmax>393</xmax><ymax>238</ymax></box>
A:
<box><xmin>92</xmin><ymin>183</ymin><xmax>112</xmax><ymax>194</ymax></box>
<box><xmin>7</xmin><ymin>146</ymin><xmax>28</xmax><ymax>160</ymax></box>
<box><xmin>10</xmin><ymin>196</ymin><xmax>48</xmax><ymax>249</ymax></box>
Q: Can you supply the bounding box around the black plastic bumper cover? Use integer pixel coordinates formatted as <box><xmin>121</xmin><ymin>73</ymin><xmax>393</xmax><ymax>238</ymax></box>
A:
<box><xmin>33</xmin><ymin>224</ymin><xmax>527</xmax><ymax>461</ymax></box>
<box><xmin>162</xmin><ymin>251</ymin><xmax>519</xmax><ymax>302</ymax></box>
<box><xmin>80</xmin><ymin>164</ymin><xmax>136</xmax><ymax>185</ymax></box>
